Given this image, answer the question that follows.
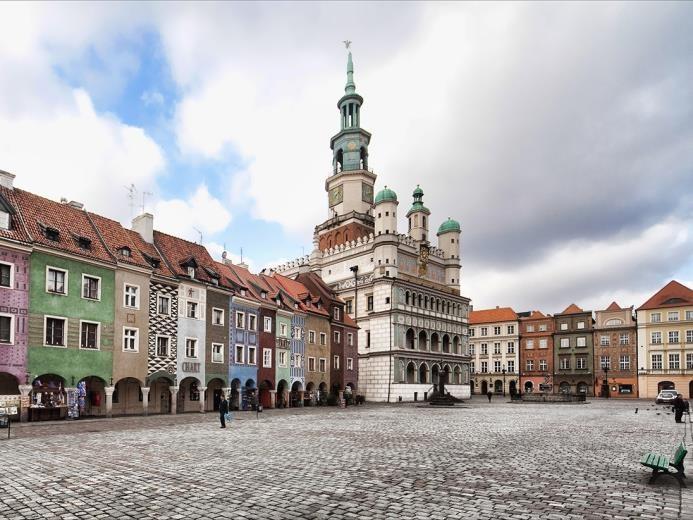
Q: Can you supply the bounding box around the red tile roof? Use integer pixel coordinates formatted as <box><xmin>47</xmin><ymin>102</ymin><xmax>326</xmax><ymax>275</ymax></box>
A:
<box><xmin>520</xmin><ymin>310</ymin><xmax>547</xmax><ymax>320</ymax></box>
<box><xmin>0</xmin><ymin>186</ymin><xmax>32</xmax><ymax>244</ymax></box>
<box><xmin>87</xmin><ymin>212</ymin><xmax>151</xmax><ymax>270</ymax></box>
<box><xmin>637</xmin><ymin>280</ymin><xmax>693</xmax><ymax>310</ymax></box>
<box><xmin>222</xmin><ymin>262</ymin><xmax>275</xmax><ymax>305</ymax></box>
<box><xmin>605</xmin><ymin>301</ymin><xmax>622</xmax><ymax>311</ymax></box>
<box><xmin>273</xmin><ymin>273</ymin><xmax>329</xmax><ymax>317</ymax></box>
<box><xmin>125</xmin><ymin>228</ymin><xmax>175</xmax><ymax>278</ymax></box>
<box><xmin>13</xmin><ymin>189</ymin><xmax>114</xmax><ymax>263</ymax></box>
<box><xmin>469</xmin><ymin>307</ymin><xmax>517</xmax><ymax>324</ymax></box>
<box><xmin>559</xmin><ymin>303</ymin><xmax>584</xmax><ymax>315</ymax></box>
<box><xmin>153</xmin><ymin>231</ymin><xmax>230</xmax><ymax>288</ymax></box>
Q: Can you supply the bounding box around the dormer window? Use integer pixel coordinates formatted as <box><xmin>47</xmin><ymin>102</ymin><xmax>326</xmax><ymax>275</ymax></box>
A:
<box><xmin>294</xmin><ymin>303</ymin><xmax>298</xmax><ymax>309</ymax></box>
<box><xmin>211</xmin><ymin>278</ymin><xmax>218</xmax><ymax>286</ymax></box>
<box><xmin>188</xmin><ymin>267</ymin><xmax>195</xmax><ymax>278</ymax></box>
<box><xmin>275</xmin><ymin>298</ymin><xmax>281</xmax><ymax>306</ymax></box>
<box><xmin>45</xmin><ymin>227</ymin><xmax>59</xmax><ymax>241</ymax></box>
<box><xmin>0</xmin><ymin>211</ymin><xmax>9</xmax><ymax>230</ymax></box>
<box><xmin>118</xmin><ymin>247</ymin><xmax>131</xmax><ymax>258</ymax></box>
<box><xmin>76</xmin><ymin>236</ymin><xmax>91</xmax><ymax>250</ymax></box>
<box><xmin>261</xmin><ymin>291</ymin><xmax>267</xmax><ymax>299</ymax></box>
<box><xmin>240</xmin><ymin>289</ymin><xmax>247</xmax><ymax>297</ymax></box>
<box><xmin>141</xmin><ymin>252</ymin><xmax>160</xmax><ymax>269</ymax></box>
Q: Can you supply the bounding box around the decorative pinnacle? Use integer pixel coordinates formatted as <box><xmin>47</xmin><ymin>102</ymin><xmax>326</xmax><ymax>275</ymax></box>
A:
<box><xmin>345</xmin><ymin>43</ymin><xmax>356</xmax><ymax>94</ymax></box>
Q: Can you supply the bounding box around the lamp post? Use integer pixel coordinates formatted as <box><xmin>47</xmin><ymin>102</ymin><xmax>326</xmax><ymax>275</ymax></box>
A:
<box><xmin>603</xmin><ymin>366</ymin><xmax>609</xmax><ymax>399</ymax></box>
<box><xmin>502</xmin><ymin>365</ymin><xmax>506</xmax><ymax>397</ymax></box>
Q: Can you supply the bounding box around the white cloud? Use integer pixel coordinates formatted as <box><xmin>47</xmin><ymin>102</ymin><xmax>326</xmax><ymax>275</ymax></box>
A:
<box><xmin>153</xmin><ymin>185</ymin><xmax>231</xmax><ymax>242</ymax></box>
<box><xmin>141</xmin><ymin>90</ymin><xmax>165</xmax><ymax>107</ymax></box>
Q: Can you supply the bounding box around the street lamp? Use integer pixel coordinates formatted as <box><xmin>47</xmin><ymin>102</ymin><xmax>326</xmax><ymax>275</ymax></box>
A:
<box><xmin>603</xmin><ymin>366</ymin><xmax>609</xmax><ymax>399</ymax></box>
<box><xmin>502</xmin><ymin>365</ymin><xmax>506</xmax><ymax>397</ymax></box>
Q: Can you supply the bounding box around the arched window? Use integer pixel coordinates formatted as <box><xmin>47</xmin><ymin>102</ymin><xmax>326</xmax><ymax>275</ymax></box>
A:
<box><xmin>406</xmin><ymin>362</ymin><xmax>416</xmax><ymax>384</ymax></box>
<box><xmin>418</xmin><ymin>330</ymin><xmax>428</xmax><ymax>350</ymax></box>
<box><xmin>414</xmin><ymin>215</ymin><xmax>418</xmax><ymax>227</ymax></box>
<box><xmin>406</xmin><ymin>329</ymin><xmax>415</xmax><ymax>349</ymax></box>
<box><xmin>335</xmin><ymin>149</ymin><xmax>343</xmax><ymax>173</ymax></box>
<box><xmin>360</xmin><ymin>146</ymin><xmax>368</xmax><ymax>170</ymax></box>
<box><xmin>405</xmin><ymin>291</ymin><xmax>410</xmax><ymax>305</ymax></box>
<box><xmin>418</xmin><ymin>294</ymin><xmax>422</xmax><ymax>307</ymax></box>
<box><xmin>424</xmin><ymin>296</ymin><xmax>429</xmax><ymax>309</ymax></box>
<box><xmin>422</xmin><ymin>216</ymin><xmax>427</xmax><ymax>228</ymax></box>
<box><xmin>430</xmin><ymin>333</ymin><xmax>439</xmax><ymax>352</ymax></box>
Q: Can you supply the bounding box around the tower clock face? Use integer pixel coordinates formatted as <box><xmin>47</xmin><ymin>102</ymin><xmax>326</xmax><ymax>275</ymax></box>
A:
<box><xmin>347</xmin><ymin>141</ymin><xmax>358</xmax><ymax>151</ymax></box>
<box><xmin>329</xmin><ymin>185</ymin><xmax>343</xmax><ymax>207</ymax></box>
<box><xmin>362</xmin><ymin>183</ymin><xmax>373</xmax><ymax>204</ymax></box>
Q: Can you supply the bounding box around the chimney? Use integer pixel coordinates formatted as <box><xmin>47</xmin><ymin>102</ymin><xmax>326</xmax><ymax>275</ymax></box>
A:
<box><xmin>238</xmin><ymin>261</ymin><xmax>249</xmax><ymax>270</ymax></box>
<box><xmin>132</xmin><ymin>213</ymin><xmax>154</xmax><ymax>244</ymax></box>
<box><xmin>68</xmin><ymin>201</ymin><xmax>84</xmax><ymax>210</ymax></box>
<box><xmin>0</xmin><ymin>170</ymin><xmax>15</xmax><ymax>190</ymax></box>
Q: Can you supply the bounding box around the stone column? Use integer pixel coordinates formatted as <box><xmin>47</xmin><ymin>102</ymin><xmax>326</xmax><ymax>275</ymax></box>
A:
<box><xmin>199</xmin><ymin>386</ymin><xmax>207</xmax><ymax>413</ymax></box>
<box><xmin>141</xmin><ymin>387</ymin><xmax>150</xmax><ymax>416</ymax></box>
<box><xmin>18</xmin><ymin>384</ymin><xmax>32</xmax><ymax>423</ymax></box>
<box><xmin>105</xmin><ymin>386</ymin><xmax>115</xmax><ymax>419</ymax></box>
<box><xmin>169</xmin><ymin>386</ymin><xmax>179</xmax><ymax>415</ymax></box>
<box><xmin>298</xmin><ymin>391</ymin><xmax>305</xmax><ymax>407</ymax></box>
<box><xmin>269</xmin><ymin>390</ymin><xmax>276</xmax><ymax>409</ymax></box>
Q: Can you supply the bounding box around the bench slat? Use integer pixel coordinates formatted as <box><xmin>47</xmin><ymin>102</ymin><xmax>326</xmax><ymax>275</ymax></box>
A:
<box><xmin>672</xmin><ymin>443</ymin><xmax>688</xmax><ymax>466</ymax></box>
<box><xmin>640</xmin><ymin>452</ymin><xmax>669</xmax><ymax>470</ymax></box>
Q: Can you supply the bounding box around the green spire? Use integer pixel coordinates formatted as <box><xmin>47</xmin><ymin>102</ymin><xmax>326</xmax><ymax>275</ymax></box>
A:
<box><xmin>345</xmin><ymin>51</ymin><xmax>356</xmax><ymax>94</ymax></box>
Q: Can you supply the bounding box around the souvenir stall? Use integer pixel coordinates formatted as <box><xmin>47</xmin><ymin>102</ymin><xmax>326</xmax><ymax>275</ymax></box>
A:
<box><xmin>29</xmin><ymin>375</ymin><xmax>68</xmax><ymax>421</ymax></box>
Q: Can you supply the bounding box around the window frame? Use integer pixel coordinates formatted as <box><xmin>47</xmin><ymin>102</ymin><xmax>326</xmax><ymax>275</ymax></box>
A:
<box><xmin>185</xmin><ymin>337</ymin><xmax>198</xmax><ymax>359</ymax></box>
<box><xmin>0</xmin><ymin>261</ymin><xmax>14</xmax><ymax>288</ymax></box>
<box><xmin>79</xmin><ymin>320</ymin><xmax>101</xmax><ymax>350</ymax></box>
<box><xmin>122</xmin><ymin>326</ymin><xmax>139</xmax><ymax>352</ymax></box>
<box><xmin>211</xmin><ymin>342</ymin><xmax>224</xmax><ymax>363</ymax></box>
<box><xmin>333</xmin><ymin>355</ymin><xmax>340</xmax><ymax>370</ymax></box>
<box><xmin>0</xmin><ymin>313</ymin><xmax>14</xmax><ymax>344</ymax></box>
<box><xmin>263</xmin><ymin>317</ymin><xmax>272</xmax><ymax>332</ymax></box>
<box><xmin>186</xmin><ymin>301</ymin><xmax>198</xmax><ymax>319</ymax></box>
<box><xmin>347</xmin><ymin>357</ymin><xmax>353</xmax><ymax>370</ymax></box>
<box><xmin>123</xmin><ymin>283</ymin><xmax>139</xmax><ymax>309</ymax></box>
<box><xmin>279</xmin><ymin>350</ymin><xmax>288</xmax><ymax>367</ymax></box>
<box><xmin>212</xmin><ymin>307</ymin><xmax>225</xmax><ymax>326</ymax></box>
<box><xmin>46</xmin><ymin>266</ymin><xmax>68</xmax><ymax>296</ymax></box>
<box><xmin>156</xmin><ymin>335</ymin><xmax>171</xmax><ymax>357</ymax></box>
<box><xmin>334</xmin><ymin>330</ymin><xmax>341</xmax><ymax>344</ymax></box>
<box><xmin>308</xmin><ymin>357</ymin><xmax>316</xmax><ymax>372</ymax></box>
<box><xmin>247</xmin><ymin>314</ymin><xmax>257</xmax><ymax>331</ymax></box>
<box><xmin>263</xmin><ymin>348</ymin><xmax>272</xmax><ymax>368</ymax></box>
<box><xmin>319</xmin><ymin>358</ymin><xmax>327</xmax><ymax>372</ymax></box>
<box><xmin>247</xmin><ymin>345</ymin><xmax>257</xmax><ymax>365</ymax></box>
<box><xmin>157</xmin><ymin>294</ymin><xmax>171</xmax><ymax>315</ymax></box>
<box><xmin>236</xmin><ymin>311</ymin><xmax>245</xmax><ymax>329</ymax></box>
<box><xmin>82</xmin><ymin>274</ymin><xmax>102</xmax><ymax>301</ymax></box>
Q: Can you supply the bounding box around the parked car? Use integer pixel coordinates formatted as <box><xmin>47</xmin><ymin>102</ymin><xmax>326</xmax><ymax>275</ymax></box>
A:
<box><xmin>655</xmin><ymin>389</ymin><xmax>678</xmax><ymax>404</ymax></box>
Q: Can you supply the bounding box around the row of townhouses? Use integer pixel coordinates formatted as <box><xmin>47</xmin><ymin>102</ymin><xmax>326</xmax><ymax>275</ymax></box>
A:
<box><xmin>0</xmin><ymin>170</ymin><xmax>358</xmax><ymax>422</ymax></box>
<box><xmin>469</xmin><ymin>280</ymin><xmax>693</xmax><ymax>399</ymax></box>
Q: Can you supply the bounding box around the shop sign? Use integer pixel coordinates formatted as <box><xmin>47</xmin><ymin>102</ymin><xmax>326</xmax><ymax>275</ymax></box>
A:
<box><xmin>0</xmin><ymin>395</ymin><xmax>19</xmax><ymax>416</ymax></box>
<box><xmin>182</xmin><ymin>362</ymin><xmax>200</xmax><ymax>373</ymax></box>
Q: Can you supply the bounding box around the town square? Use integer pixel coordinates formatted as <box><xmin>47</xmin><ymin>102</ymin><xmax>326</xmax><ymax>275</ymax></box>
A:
<box><xmin>2</xmin><ymin>399</ymin><xmax>691</xmax><ymax>519</ymax></box>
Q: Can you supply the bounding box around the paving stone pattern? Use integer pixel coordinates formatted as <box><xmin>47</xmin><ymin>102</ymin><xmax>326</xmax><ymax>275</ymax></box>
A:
<box><xmin>1</xmin><ymin>399</ymin><xmax>692</xmax><ymax>519</ymax></box>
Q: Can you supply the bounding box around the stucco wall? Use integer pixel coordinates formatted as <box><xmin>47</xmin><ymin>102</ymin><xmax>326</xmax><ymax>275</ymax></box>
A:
<box><xmin>0</xmin><ymin>245</ymin><xmax>29</xmax><ymax>383</ymax></box>
<box><xmin>112</xmin><ymin>269</ymin><xmax>150</xmax><ymax>385</ymax></box>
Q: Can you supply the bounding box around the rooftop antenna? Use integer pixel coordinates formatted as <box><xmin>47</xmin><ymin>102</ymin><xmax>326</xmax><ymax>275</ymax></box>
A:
<box><xmin>141</xmin><ymin>190</ymin><xmax>153</xmax><ymax>213</ymax></box>
<box><xmin>193</xmin><ymin>227</ymin><xmax>203</xmax><ymax>244</ymax></box>
<box><xmin>240</xmin><ymin>247</ymin><xmax>243</xmax><ymax>264</ymax></box>
<box><xmin>124</xmin><ymin>184</ymin><xmax>137</xmax><ymax>217</ymax></box>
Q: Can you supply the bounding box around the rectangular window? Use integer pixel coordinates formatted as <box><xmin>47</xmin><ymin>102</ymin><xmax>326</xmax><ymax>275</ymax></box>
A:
<box><xmin>620</xmin><ymin>355</ymin><xmax>630</xmax><ymax>370</ymax></box>
<box><xmin>507</xmin><ymin>341</ymin><xmax>515</xmax><ymax>354</ymax></box>
<box><xmin>539</xmin><ymin>359</ymin><xmax>547</xmax><ymax>371</ymax></box>
<box><xmin>576</xmin><ymin>357</ymin><xmax>586</xmax><ymax>369</ymax></box>
<box><xmin>81</xmin><ymin>275</ymin><xmax>100</xmax><ymax>300</ymax></box>
<box><xmin>122</xmin><ymin>327</ymin><xmax>138</xmax><ymax>352</ymax></box>
<box><xmin>507</xmin><ymin>325</ymin><xmax>515</xmax><ymax>334</ymax></box>
<box><xmin>470</xmin><ymin>362</ymin><xmax>475</xmax><ymax>373</ymax></box>
<box><xmin>539</xmin><ymin>324</ymin><xmax>547</xmax><ymax>332</ymax></box>
<box><xmin>212</xmin><ymin>343</ymin><xmax>224</xmax><ymax>363</ymax></box>
<box><xmin>308</xmin><ymin>330</ymin><xmax>316</xmax><ymax>344</ymax></box>
<box><xmin>526</xmin><ymin>325</ymin><xmax>535</xmax><ymax>333</ymax></box>
<box><xmin>480</xmin><ymin>343</ymin><xmax>488</xmax><ymax>355</ymax></box>
<box><xmin>668</xmin><ymin>331</ymin><xmax>679</xmax><ymax>344</ymax></box>
<box><xmin>667</xmin><ymin>311</ymin><xmax>679</xmax><ymax>322</ymax></box>
<box><xmin>366</xmin><ymin>295</ymin><xmax>374</xmax><ymax>312</ymax></box>
<box><xmin>320</xmin><ymin>332</ymin><xmax>327</xmax><ymax>345</ymax></box>
<box><xmin>248</xmin><ymin>314</ymin><xmax>256</xmax><ymax>331</ymax></box>
<box><xmin>333</xmin><ymin>307</ymin><xmax>340</xmax><ymax>320</ymax></box>
<box><xmin>526</xmin><ymin>340</ymin><xmax>534</xmax><ymax>349</ymax></box>
<box><xmin>279</xmin><ymin>351</ymin><xmax>288</xmax><ymax>367</ymax></box>
<box><xmin>334</xmin><ymin>331</ymin><xmax>341</xmax><ymax>343</ymax></box>
<box><xmin>280</xmin><ymin>323</ymin><xmax>288</xmax><ymax>337</ymax></box>
<box><xmin>333</xmin><ymin>355</ymin><xmax>340</xmax><ymax>369</ymax></box>
<box><xmin>47</xmin><ymin>267</ymin><xmax>67</xmax><ymax>294</ymax></box>
<box><xmin>212</xmin><ymin>308</ymin><xmax>224</xmax><ymax>326</ymax></box>
<box><xmin>480</xmin><ymin>327</ymin><xmax>488</xmax><ymax>336</ymax></box>
<box><xmin>185</xmin><ymin>338</ymin><xmax>198</xmax><ymax>358</ymax></box>
<box><xmin>493</xmin><ymin>326</ymin><xmax>501</xmax><ymax>335</ymax></box>
<box><xmin>319</xmin><ymin>358</ymin><xmax>327</xmax><ymax>372</ymax></box>
<box><xmin>187</xmin><ymin>301</ymin><xmax>198</xmax><ymax>319</ymax></box>
<box><xmin>235</xmin><ymin>345</ymin><xmax>244</xmax><ymax>364</ymax></box>
<box><xmin>526</xmin><ymin>359</ymin><xmax>534</xmax><ymax>371</ymax></box>
<box><xmin>576</xmin><ymin>337</ymin><xmax>586</xmax><ymax>347</ymax></box>
<box><xmin>0</xmin><ymin>262</ymin><xmax>12</xmax><ymax>288</ymax></box>
<box><xmin>469</xmin><ymin>344</ymin><xmax>475</xmax><ymax>355</ymax></box>
<box><xmin>308</xmin><ymin>357</ymin><xmax>316</xmax><ymax>371</ymax></box>
<box><xmin>123</xmin><ymin>284</ymin><xmax>138</xmax><ymax>308</ymax></box>
<box><xmin>156</xmin><ymin>336</ymin><xmax>170</xmax><ymax>357</ymax></box>
<box><xmin>539</xmin><ymin>339</ymin><xmax>548</xmax><ymax>349</ymax></box>
<box><xmin>493</xmin><ymin>360</ymin><xmax>501</xmax><ymax>372</ymax></box>
<box><xmin>480</xmin><ymin>361</ymin><xmax>488</xmax><ymax>373</ymax></box>
<box><xmin>559</xmin><ymin>357</ymin><xmax>570</xmax><ymax>370</ymax></box>
<box><xmin>80</xmin><ymin>321</ymin><xmax>99</xmax><ymax>350</ymax></box>
<box><xmin>345</xmin><ymin>300</ymin><xmax>353</xmax><ymax>314</ymax></box>
<box><xmin>651</xmin><ymin>353</ymin><xmax>663</xmax><ymax>370</ymax></box>
<box><xmin>158</xmin><ymin>295</ymin><xmax>170</xmax><ymax>315</ymax></box>
<box><xmin>236</xmin><ymin>311</ymin><xmax>245</xmax><ymax>329</ymax></box>
<box><xmin>600</xmin><ymin>335</ymin><xmax>610</xmax><ymax>346</ymax></box>
<box><xmin>263</xmin><ymin>348</ymin><xmax>272</xmax><ymax>368</ymax></box>
<box><xmin>347</xmin><ymin>333</ymin><xmax>353</xmax><ymax>346</ymax></box>
<box><xmin>264</xmin><ymin>317</ymin><xmax>272</xmax><ymax>332</ymax></box>
<box><xmin>507</xmin><ymin>360</ymin><xmax>514</xmax><ymax>373</ymax></box>
<box><xmin>493</xmin><ymin>342</ymin><xmax>501</xmax><ymax>354</ymax></box>
<box><xmin>560</xmin><ymin>322</ymin><xmax>568</xmax><ymax>331</ymax></box>
<box><xmin>247</xmin><ymin>346</ymin><xmax>256</xmax><ymax>365</ymax></box>
<box><xmin>470</xmin><ymin>328</ymin><xmax>476</xmax><ymax>336</ymax></box>
<box><xmin>347</xmin><ymin>358</ymin><xmax>354</xmax><ymax>370</ymax></box>
<box><xmin>651</xmin><ymin>312</ymin><xmax>661</xmax><ymax>323</ymax></box>
<box><xmin>686</xmin><ymin>311</ymin><xmax>693</xmax><ymax>321</ymax></box>
<box><xmin>651</xmin><ymin>331</ymin><xmax>662</xmax><ymax>344</ymax></box>
<box><xmin>293</xmin><ymin>354</ymin><xmax>302</xmax><ymax>368</ymax></box>
<box><xmin>687</xmin><ymin>353</ymin><xmax>693</xmax><ymax>369</ymax></box>
<box><xmin>0</xmin><ymin>315</ymin><xmax>13</xmax><ymax>344</ymax></box>
<box><xmin>619</xmin><ymin>333</ymin><xmax>629</xmax><ymax>345</ymax></box>
<box><xmin>669</xmin><ymin>353</ymin><xmax>680</xmax><ymax>370</ymax></box>
<box><xmin>366</xmin><ymin>330</ymin><xmax>371</xmax><ymax>348</ymax></box>
<box><xmin>687</xmin><ymin>330</ymin><xmax>693</xmax><ymax>344</ymax></box>
<box><xmin>600</xmin><ymin>356</ymin><xmax>610</xmax><ymax>369</ymax></box>
<box><xmin>577</xmin><ymin>321</ymin><xmax>585</xmax><ymax>330</ymax></box>
<box><xmin>560</xmin><ymin>338</ymin><xmax>569</xmax><ymax>348</ymax></box>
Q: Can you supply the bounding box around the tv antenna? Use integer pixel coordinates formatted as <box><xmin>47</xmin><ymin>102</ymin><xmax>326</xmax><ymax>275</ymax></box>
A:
<box><xmin>141</xmin><ymin>190</ymin><xmax>153</xmax><ymax>213</ymax></box>
<box><xmin>193</xmin><ymin>227</ymin><xmax>203</xmax><ymax>244</ymax></box>
<box><xmin>124</xmin><ymin>184</ymin><xmax>137</xmax><ymax>217</ymax></box>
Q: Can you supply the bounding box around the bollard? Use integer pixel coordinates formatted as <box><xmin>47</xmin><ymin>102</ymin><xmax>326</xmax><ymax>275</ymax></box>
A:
<box><xmin>414</xmin><ymin>392</ymin><xmax>418</xmax><ymax>402</ymax></box>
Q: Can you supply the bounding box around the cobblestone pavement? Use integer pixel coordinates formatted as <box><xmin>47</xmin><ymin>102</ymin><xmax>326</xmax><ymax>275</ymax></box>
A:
<box><xmin>1</xmin><ymin>398</ymin><xmax>692</xmax><ymax>519</ymax></box>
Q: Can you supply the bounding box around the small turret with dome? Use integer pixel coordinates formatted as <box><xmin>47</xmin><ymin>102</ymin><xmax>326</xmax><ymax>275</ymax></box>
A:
<box><xmin>437</xmin><ymin>217</ymin><xmax>461</xmax><ymax>235</ymax></box>
<box><xmin>374</xmin><ymin>185</ymin><xmax>398</xmax><ymax>237</ymax></box>
<box><xmin>406</xmin><ymin>185</ymin><xmax>430</xmax><ymax>242</ymax></box>
<box><xmin>375</xmin><ymin>186</ymin><xmax>397</xmax><ymax>204</ymax></box>
<box><xmin>437</xmin><ymin>216</ymin><xmax>461</xmax><ymax>291</ymax></box>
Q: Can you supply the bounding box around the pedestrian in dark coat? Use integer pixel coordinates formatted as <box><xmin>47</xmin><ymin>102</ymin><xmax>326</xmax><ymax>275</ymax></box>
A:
<box><xmin>487</xmin><ymin>391</ymin><xmax>493</xmax><ymax>403</ymax></box>
<box><xmin>219</xmin><ymin>394</ymin><xmax>229</xmax><ymax>428</ymax></box>
<box><xmin>673</xmin><ymin>394</ymin><xmax>686</xmax><ymax>423</ymax></box>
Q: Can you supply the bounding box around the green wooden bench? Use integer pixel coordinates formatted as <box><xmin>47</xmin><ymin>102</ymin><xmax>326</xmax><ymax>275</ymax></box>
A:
<box><xmin>640</xmin><ymin>443</ymin><xmax>687</xmax><ymax>487</ymax></box>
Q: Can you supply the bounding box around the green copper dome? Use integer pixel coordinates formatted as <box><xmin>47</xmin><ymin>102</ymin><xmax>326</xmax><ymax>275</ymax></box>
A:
<box><xmin>374</xmin><ymin>186</ymin><xmax>397</xmax><ymax>204</ymax></box>
<box><xmin>413</xmin><ymin>185</ymin><xmax>424</xmax><ymax>197</ymax></box>
<box><xmin>438</xmin><ymin>217</ymin><xmax>461</xmax><ymax>234</ymax></box>
<box><xmin>406</xmin><ymin>184</ymin><xmax>430</xmax><ymax>216</ymax></box>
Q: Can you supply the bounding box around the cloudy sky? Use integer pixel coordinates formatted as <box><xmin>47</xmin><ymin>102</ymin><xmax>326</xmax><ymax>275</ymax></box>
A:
<box><xmin>1</xmin><ymin>2</ymin><xmax>692</xmax><ymax>314</ymax></box>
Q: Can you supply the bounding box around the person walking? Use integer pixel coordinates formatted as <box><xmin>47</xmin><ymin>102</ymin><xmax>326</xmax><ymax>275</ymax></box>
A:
<box><xmin>487</xmin><ymin>390</ymin><xmax>493</xmax><ymax>403</ymax></box>
<box><xmin>672</xmin><ymin>393</ymin><xmax>687</xmax><ymax>423</ymax></box>
<box><xmin>219</xmin><ymin>393</ymin><xmax>229</xmax><ymax>428</ymax></box>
